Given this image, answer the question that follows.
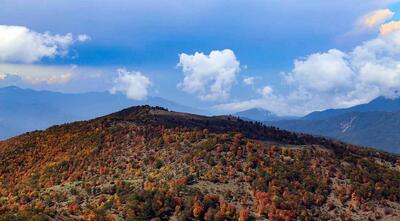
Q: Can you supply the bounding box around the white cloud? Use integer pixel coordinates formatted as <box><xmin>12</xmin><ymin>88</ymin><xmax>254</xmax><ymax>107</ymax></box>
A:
<box><xmin>243</xmin><ymin>77</ymin><xmax>255</xmax><ymax>86</ymax></box>
<box><xmin>77</xmin><ymin>34</ymin><xmax>91</xmax><ymax>42</ymax></box>
<box><xmin>110</xmin><ymin>69</ymin><xmax>152</xmax><ymax>100</ymax></box>
<box><xmin>343</xmin><ymin>8</ymin><xmax>396</xmax><ymax>38</ymax></box>
<box><xmin>258</xmin><ymin>85</ymin><xmax>273</xmax><ymax>97</ymax></box>
<box><xmin>216</xmin><ymin>29</ymin><xmax>400</xmax><ymax>116</ymax></box>
<box><xmin>285</xmin><ymin>49</ymin><xmax>354</xmax><ymax>92</ymax></box>
<box><xmin>177</xmin><ymin>49</ymin><xmax>240</xmax><ymax>101</ymax></box>
<box><xmin>0</xmin><ymin>25</ymin><xmax>89</xmax><ymax>63</ymax></box>
<box><xmin>380</xmin><ymin>21</ymin><xmax>400</xmax><ymax>35</ymax></box>
<box><xmin>359</xmin><ymin>9</ymin><xmax>394</xmax><ymax>28</ymax></box>
<box><xmin>0</xmin><ymin>63</ymin><xmax>76</xmax><ymax>84</ymax></box>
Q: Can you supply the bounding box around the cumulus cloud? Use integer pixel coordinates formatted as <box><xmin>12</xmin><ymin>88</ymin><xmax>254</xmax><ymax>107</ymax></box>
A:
<box><xmin>258</xmin><ymin>85</ymin><xmax>273</xmax><ymax>97</ymax></box>
<box><xmin>285</xmin><ymin>49</ymin><xmax>354</xmax><ymax>92</ymax></box>
<box><xmin>0</xmin><ymin>25</ymin><xmax>89</xmax><ymax>63</ymax></box>
<box><xmin>110</xmin><ymin>69</ymin><xmax>152</xmax><ymax>100</ymax></box>
<box><xmin>216</xmin><ymin>29</ymin><xmax>400</xmax><ymax>116</ymax></box>
<box><xmin>380</xmin><ymin>21</ymin><xmax>400</xmax><ymax>35</ymax></box>
<box><xmin>360</xmin><ymin>9</ymin><xmax>394</xmax><ymax>28</ymax></box>
<box><xmin>177</xmin><ymin>49</ymin><xmax>240</xmax><ymax>101</ymax></box>
<box><xmin>295</xmin><ymin>29</ymin><xmax>400</xmax><ymax>108</ymax></box>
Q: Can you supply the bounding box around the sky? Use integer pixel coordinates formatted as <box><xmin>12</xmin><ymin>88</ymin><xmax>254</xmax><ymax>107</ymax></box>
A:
<box><xmin>1</xmin><ymin>0</ymin><xmax>400</xmax><ymax>116</ymax></box>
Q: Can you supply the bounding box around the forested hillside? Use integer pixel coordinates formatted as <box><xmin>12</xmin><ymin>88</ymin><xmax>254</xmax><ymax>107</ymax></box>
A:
<box><xmin>0</xmin><ymin>106</ymin><xmax>399</xmax><ymax>220</ymax></box>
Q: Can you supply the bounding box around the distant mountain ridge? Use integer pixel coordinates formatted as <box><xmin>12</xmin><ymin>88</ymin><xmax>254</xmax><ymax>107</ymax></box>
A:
<box><xmin>0</xmin><ymin>86</ymin><xmax>203</xmax><ymax>139</ymax></box>
<box><xmin>269</xmin><ymin>111</ymin><xmax>400</xmax><ymax>153</ymax></box>
<box><xmin>304</xmin><ymin>96</ymin><xmax>400</xmax><ymax>120</ymax></box>
<box><xmin>266</xmin><ymin>97</ymin><xmax>400</xmax><ymax>153</ymax></box>
<box><xmin>234</xmin><ymin>108</ymin><xmax>297</xmax><ymax>121</ymax></box>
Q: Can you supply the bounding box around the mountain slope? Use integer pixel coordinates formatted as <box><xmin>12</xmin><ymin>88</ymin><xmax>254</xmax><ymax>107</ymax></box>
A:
<box><xmin>0</xmin><ymin>106</ymin><xmax>399</xmax><ymax>220</ymax></box>
<box><xmin>268</xmin><ymin>111</ymin><xmax>400</xmax><ymax>153</ymax></box>
<box><xmin>0</xmin><ymin>86</ymin><xmax>203</xmax><ymax>139</ymax></box>
<box><xmin>234</xmin><ymin>108</ymin><xmax>297</xmax><ymax>121</ymax></box>
<box><xmin>304</xmin><ymin>96</ymin><xmax>400</xmax><ymax>120</ymax></box>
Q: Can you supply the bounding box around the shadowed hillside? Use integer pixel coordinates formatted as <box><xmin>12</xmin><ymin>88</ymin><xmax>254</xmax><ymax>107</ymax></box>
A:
<box><xmin>262</xmin><ymin>97</ymin><xmax>400</xmax><ymax>154</ymax></box>
<box><xmin>0</xmin><ymin>106</ymin><xmax>399</xmax><ymax>220</ymax></box>
<box><xmin>268</xmin><ymin>111</ymin><xmax>400</xmax><ymax>153</ymax></box>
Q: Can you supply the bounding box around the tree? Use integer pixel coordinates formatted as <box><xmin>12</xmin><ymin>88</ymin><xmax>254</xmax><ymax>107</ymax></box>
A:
<box><xmin>192</xmin><ymin>201</ymin><xmax>203</xmax><ymax>218</ymax></box>
<box><xmin>239</xmin><ymin>208</ymin><xmax>250</xmax><ymax>221</ymax></box>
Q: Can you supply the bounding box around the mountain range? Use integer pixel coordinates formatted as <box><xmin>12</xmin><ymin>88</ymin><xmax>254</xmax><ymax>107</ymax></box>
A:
<box><xmin>261</xmin><ymin>97</ymin><xmax>400</xmax><ymax>153</ymax></box>
<box><xmin>303</xmin><ymin>96</ymin><xmax>400</xmax><ymax>120</ymax></box>
<box><xmin>3</xmin><ymin>86</ymin><xmax>400</xmax><ymax>154</ymax></box>
<box><xmin>0</xmin><ymin>106</ymin><xmax>398</xmax><ymax>220</ymax></box>
<box><xmin>0</xmin><ymin>86</ymin><xmax>203</xmax><ymax>140</ymax></box>
<box><xmin>269</xmin><ymin>111</ymin><xmax>400</xmax><ymax>153</ymax></box>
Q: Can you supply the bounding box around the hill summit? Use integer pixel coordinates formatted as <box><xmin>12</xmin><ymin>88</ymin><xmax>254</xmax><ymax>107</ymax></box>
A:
<box><xmin>0</xmin><ymin>106</ymin><xmax>399</xmax><ymax>220</ymax></box>
<box><xmin>0</xmin><ymin>86</ymin><xmax>203</xmax><ymax>140</ymax></box>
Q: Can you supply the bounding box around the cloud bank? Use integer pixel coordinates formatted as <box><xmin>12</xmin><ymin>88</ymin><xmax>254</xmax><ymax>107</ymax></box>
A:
<box><xmin>177</xmin><ymin>49</ymin><xmax>240</xmax><ymax>101</ymax></box>
<box><xmin>0</xmin><ymin>63</ymin><xmax>76</xmax><ymax>84</ymax></box>
<box><xmin>216</xmin><ymin>28</ymin><xmax>400</xmax><ymax>116</ymax></box>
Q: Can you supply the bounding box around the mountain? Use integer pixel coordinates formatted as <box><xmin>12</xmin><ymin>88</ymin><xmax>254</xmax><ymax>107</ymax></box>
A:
<box><xmin>304</xmin><ymin>96</ymin><xmax>400</xmax><ymax>120</ymax></box>
<box><xmin>0</xmin><ymin>106</ymin><xmax>399</xmax><ymax>220</ymax></box>
<box><xmin>0</xmin><ymin>86</ymin><xmax>203</xmax><ymax>139</ymax></box>
<box><xmin>269</xmin><ymin>111</ymin><xmax>400</xmax><ymax>153</ymax></box>
<box><xmin>265</xmin><ymin>97</ymin><xmax>400</xmax><ymax>153</ymax></box>
<box><xmin>234</xmin><ymin>108</ymin><xmax>297</xmax><ymax>122</ymax></box>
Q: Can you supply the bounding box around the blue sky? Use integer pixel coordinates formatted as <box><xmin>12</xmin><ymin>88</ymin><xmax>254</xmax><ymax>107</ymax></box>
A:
<box><xmin>1</xmin><ymin>0</ymin><xmax>400</xmax><ymax>115</ymax></box>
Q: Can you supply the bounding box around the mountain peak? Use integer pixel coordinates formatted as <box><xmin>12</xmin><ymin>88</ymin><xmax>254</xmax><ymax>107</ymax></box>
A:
<box><xmin>234</xmin><ymin>108</ymin><xmax>297</xmax><ymax>122</ymax></box>
<box><xmin>234</xmin><ymin>108</ymin><xmax>276</xmax><ymax>121</ymax></box>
